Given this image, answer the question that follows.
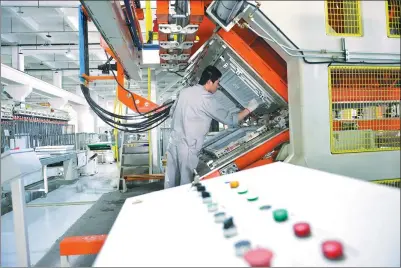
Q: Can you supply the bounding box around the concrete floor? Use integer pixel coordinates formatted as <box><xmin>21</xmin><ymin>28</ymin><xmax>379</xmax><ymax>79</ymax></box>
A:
<box><xmin>35</xmin><ymin>181</ymin><xmax>164</xmax><ymax>267</ymax></box>
<box><xmin>0</xmin><ymin>162</ymin><xmax>164</xmax><ymax>267</ymax></box>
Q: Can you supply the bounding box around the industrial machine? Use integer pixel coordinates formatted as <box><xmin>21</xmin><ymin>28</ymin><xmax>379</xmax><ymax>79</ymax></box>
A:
<box><xmin>182</xmin><ymin>0</ymin><xmax>400</xmax><ymax>181</ymax></box>
<box><xmin>93</xmin><ymin>162</ymin><xmax>400</xmax><ymax>267</ymax></box>
<box><xmin>79</xmin><ymin>0</ymin><xmax>400</xmax><ymax>183</ymax></box>
<box><xmin>183</xmin><ymin>25</ymin><xmax>291</xmax><ymax>178</ymax></box>
<box><xmin>1</xmin><ymin>100</ymin><xmax>73</xmax><ymax>153</ymax></box>
<box><xmin>87</xmin><ymin>142</ymin><xmax>114</xmax><ymax>164</ymax></box>
<box><xmin>0</xmin><ymin>98</ymin><xmax>99</xmax><ymax>197</ymax></box>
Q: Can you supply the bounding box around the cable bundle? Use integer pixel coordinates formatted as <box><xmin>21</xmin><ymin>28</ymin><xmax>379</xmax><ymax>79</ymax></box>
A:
<box><xmin>80</xmin><ymin>52</ymin><xmax>175</xmax><ymax>133</ymax></box>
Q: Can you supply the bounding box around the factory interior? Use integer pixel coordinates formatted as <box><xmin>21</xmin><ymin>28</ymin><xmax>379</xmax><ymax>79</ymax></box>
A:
<box><xmin>1</xmin><ymin>0</ymin><xmax>400</xmax><ymax>267</ymax></box>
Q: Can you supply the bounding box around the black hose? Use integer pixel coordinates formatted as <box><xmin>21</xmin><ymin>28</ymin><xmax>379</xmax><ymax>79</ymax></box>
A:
<box><xmin>79</xmin><ymin>50</ymin><xmax>177</xmax><ymax>133</ymax></box>
<box><xmin>81</xmin><ymin>84</ymin><xmax>171</xmax><ymax>132</ymax></box>
<box><xmin>104</xmin><ymin>51</ymin><xmax>175</xmax><ymax>116</ymax></box>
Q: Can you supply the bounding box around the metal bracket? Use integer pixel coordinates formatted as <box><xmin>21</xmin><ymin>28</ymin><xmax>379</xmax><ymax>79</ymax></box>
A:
<box><xmin>341</xmin><ymin>38</ymin><xmax>350</xmax><ymax>62</ymax></box>
<box><xmin>160</xmin><ymin>63</ymin><xmax>188</xmax><ymax>71</ymax></box>
<box><xmin>219</xmin><ymin>163</ymin><xmax>239</xmax><ymax>175</ymax></box>
<box><xmin>206</xmin><ymin>0</ymin><xmax>247</xmax><ymax>32</ymax></box>
<box><xmin>159</xmin><ymin>24</ymin><xmax>199</xmax><ymax>35</ymax></box>
<box><xmin>159</xmin><ymin>41</ymin><xmax>194</xmax><ymax>50</ymax></box>
<box><xmin>160</xmin><ymin>54</ymin><xmax>190</xmax><ymax>61</ymax></box>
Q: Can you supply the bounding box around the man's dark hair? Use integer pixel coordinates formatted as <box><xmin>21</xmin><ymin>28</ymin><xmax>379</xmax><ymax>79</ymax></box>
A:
<box><xmin>198</xmin><ymin>65</ymin><xmax>222</xmax><ymax>85</ymax></box>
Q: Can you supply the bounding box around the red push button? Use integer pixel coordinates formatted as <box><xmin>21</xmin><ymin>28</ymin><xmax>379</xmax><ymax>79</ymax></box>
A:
<box><xmin>243</xmin><ymin>248</ymin><xmax>273</xmax><ymax>267</ymax></box>
<box><xmin>322</xmin><ymin>240</ymin><xmax>343</xmax><ymax>259</ymax></box>
<box><xmin>293</xmin><ymin>222</ymin><xmax>311</xmax><ymax>237</ymax></box>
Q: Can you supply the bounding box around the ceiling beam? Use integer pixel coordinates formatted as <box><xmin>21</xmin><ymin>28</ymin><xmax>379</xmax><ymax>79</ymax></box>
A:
<box><xmin>1</xmin><ymin>34</ymin><xmax>19</xmax><ymax>43</ymax></box>
<box><xmin>55</xmin><ymin>8</ymin><xmax>79</xmax><ymax>31</ymax></box>
<box><xmin>0</xmin><ymin>1</ymin><xmax>80</xmax><ymax>8</ymax></box>
<box><xmin>29</xmin><ymin>54</ymin><xmax>57</xmax><ymax>70</ymax></box>
<box><xmin>6</xmin><ymin>7</ymin><xmax>53</xmax><ymax>43</ymax></box>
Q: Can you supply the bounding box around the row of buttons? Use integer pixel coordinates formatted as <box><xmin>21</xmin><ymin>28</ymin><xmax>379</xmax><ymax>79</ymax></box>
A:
<box><xmin>228</xmin><ymin>180</ymin><xmax>344</xmax><ymax>266</ymax></box>
<box><xmin>194</xmin><ymin>182</ymin><xmax>273</xmax><ymax>266</ymax></box>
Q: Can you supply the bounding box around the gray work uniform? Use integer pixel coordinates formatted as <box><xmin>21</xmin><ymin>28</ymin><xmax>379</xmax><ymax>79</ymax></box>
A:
<box><xmin>165</xmin><ymin>84</ymin><xmax>239</xmax><ymax>189</ymax></box>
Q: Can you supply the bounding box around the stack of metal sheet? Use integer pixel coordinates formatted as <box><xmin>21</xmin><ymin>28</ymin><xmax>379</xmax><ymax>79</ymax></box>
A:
<box><xmin>202</xmin><ymin>126</ymin><xmax>267</xmax><ymax>158</ymax></box>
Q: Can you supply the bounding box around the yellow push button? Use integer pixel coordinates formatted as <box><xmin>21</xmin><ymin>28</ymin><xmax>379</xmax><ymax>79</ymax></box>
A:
<box><xmin>230</xmin><ymin>181</ymin><xmax>239</xmax><ymax>189</ymax></box>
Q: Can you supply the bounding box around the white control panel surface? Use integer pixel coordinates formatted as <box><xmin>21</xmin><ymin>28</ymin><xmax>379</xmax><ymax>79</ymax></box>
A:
<box><xmin>94</xmin><ymin>162</ymin><xmax>400</xmax><ymax>267</ymax></box>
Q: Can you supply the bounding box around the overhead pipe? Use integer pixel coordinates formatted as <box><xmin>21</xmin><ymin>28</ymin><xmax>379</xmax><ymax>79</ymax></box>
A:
<box><xmin>34</xmin><ymin>60</ymin><xmax>106</xmax><ymax>63</ymax></box>
<box><xmin>247</xmin><ymin>20</ymin><xmax>401</xmax><ymax>60</ymax></box>
<box><xmin>25</xmin><ymin>68</ymin><xmax>99</xmax><ymax>71</ymax></box>
<box><xmin>242</xmin><ymin>3</ymin><xmax>400</xmax><ymax>63</ymax></box>
<box><xmin>0</xmin><ymin>3</ymin><xmax>79</xmax><ymax>8</ymax></box>
<box><xmin>3</xmin><ymin>30</ymin><xmax>99</xmax><ymax>34</ymax></box>
<box><xmin>20</xmin><ymin>48</ymin><xmax>102</xmax><ymax>51</ymax></box>
<box><xmin>1</xmin><ymin>43</ymin><xmax>100</xmax><ymax>47</ymax></box>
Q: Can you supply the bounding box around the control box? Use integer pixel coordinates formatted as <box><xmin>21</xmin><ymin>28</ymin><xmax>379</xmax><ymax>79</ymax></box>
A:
<box><xmin>94</xmin><ymin>162</ymin><xmax>400</xmax><ymax>267</ymax></box>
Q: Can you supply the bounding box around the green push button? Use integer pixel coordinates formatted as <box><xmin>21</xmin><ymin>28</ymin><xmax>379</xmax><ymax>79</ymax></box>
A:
<box><xmin>237</xmin><ymin>187</ymin><xmax>248</xmax><ymax>195</ymax></box>
<box><xmin>273</xmin><ymin>209</ymin><xmax>288</xmax><ymax>222</ymax></box>
<box><xmin>247</xmin><ymin>195</ymin><xmax>259</xmax><ymax>202</ymax></box>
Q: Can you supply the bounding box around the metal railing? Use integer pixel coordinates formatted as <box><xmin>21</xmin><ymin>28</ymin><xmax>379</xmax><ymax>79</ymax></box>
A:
<box><xmin>325</xmin><ymin>0</ymin><xmax>363</xmax><ymax>37</ymax></box>
<box><xmin>329</xmin><ymin>66</ymin><xmax>401</xmax><ymax>154</ymax></box>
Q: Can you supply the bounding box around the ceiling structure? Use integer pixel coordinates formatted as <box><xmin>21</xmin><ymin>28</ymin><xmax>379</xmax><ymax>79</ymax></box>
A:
<box><xmin>1</xmin><ymin>1</ymin><xmax>183</xmax><ymax>104</ymax></box>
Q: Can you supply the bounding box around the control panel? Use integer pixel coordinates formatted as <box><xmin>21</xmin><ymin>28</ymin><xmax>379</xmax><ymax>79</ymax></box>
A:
<box><xmin>94</xmin><ymin>162</ymin><xmax>400</xmax><ymax>267</ymax></box>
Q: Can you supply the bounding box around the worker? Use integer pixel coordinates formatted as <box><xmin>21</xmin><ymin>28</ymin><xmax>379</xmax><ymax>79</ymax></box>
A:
<box><xmin>106</xmin><ymin>130</ymin><xmax>112</xmax><ymax>142</ymax></box>
<box><xmin>164</xmin><ymin>65</ymin><xmax>260</xmax><ymax>189</ymax></box>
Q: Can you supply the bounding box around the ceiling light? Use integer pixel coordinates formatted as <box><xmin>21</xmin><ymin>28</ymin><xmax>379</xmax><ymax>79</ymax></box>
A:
<box><xmin>46</xmin><ymin>32</ymin><xmax>52</xmax><ymax>38</ymax></box>
<box><xmin>65</xmin><ymin>49</ymin><xmax>74</xmax><ymax>59</ymax></box>
<box><xmin>17</xmin><ymin>7</ymin><xmax>23</xmax><ymax>14</ymax></box>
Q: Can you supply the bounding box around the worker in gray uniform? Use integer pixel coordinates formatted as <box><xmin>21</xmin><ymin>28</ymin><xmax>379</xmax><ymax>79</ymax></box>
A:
<box><xmin>164</xmin><ymin>65</ymin><xmax>259</xmax><ymax>189</ymax></box>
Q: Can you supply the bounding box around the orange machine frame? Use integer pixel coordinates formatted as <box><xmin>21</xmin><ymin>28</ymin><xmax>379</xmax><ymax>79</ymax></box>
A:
<box><xmin>217</xmin><ymin>25</ymin><xmax>288</xmax><ymax>102</ymax></box>
<box><xmin>202</xmin><ymin>130</ymin><xmax>290</xmax><ymax>180</ymax></box>
<box><xmin>197</xmin><ymin>22</ymin><xmax>291</xmax><ymax>177</ymax></box>
<box><xmin>81</xmin><ymin>37</ymin><xmax>160</xmax><ymax>114</ymax></box>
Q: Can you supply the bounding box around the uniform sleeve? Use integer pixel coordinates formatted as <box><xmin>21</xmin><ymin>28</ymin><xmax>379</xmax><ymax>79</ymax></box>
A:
<box><xmin>202</xmin><ymin>97</ymin><xmax>239</xmax><ymax>127</ymax></box>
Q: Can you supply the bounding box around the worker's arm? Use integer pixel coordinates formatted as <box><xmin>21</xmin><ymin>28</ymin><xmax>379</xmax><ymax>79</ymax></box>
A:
<box><xmin>237</xmin><ymin>108</ymin><xmax>251</xmax><ymax>122</ymax></box>
<box><xmin>239</xmin><ymin>99</ymin><xmax>259</xmax><ymax>121</ymax></box>
<box><xmin>203</xmin><ymin>98</ymin><xmax>259</xmax><ymax>127</ymax></box>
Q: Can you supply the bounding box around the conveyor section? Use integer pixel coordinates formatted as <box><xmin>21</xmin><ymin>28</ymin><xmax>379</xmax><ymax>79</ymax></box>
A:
<box><xmin>197</xmin><ymin>127</ymin><xmax>289</xmax><ymax>179</ymax></box>
<box><xmin>203</xmin><ymin>126</ymin><xmax>268</xmax><ymax>158</ymax></box>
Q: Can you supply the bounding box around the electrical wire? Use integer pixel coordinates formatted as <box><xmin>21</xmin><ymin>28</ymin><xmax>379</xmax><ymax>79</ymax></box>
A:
<box><xmin>104</xmin><ymin>51</ymin><xmax>174</xmax><ymax>116</ymax></box>
<box><xmin>246</xmin><ymin>2</ymin><xmax>401</xmax><ymax>66</ymax></box>
<box><xmin>81</xmin><ymin>84</ymin><xmax>171</xmax><ymax>132</ymax></box>
<box><xmin>79</xmin><ymin>50</ymin><xmax>177</xmax><ymax>133</ymax></box>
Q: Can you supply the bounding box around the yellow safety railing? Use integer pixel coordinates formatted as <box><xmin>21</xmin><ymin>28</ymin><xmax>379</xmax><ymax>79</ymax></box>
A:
<box><xmin>385</xmin><ymin>0</ymin><xmax>401</xmax><ymax>38</ymax></box>
<box><xmin>325</xmin><ymin>0</ymin><xmax>363</xmax><ymax>37</ymax></box>
<box><xmin>328</xmin><ymin>66</ymin><xmax>401</xmax><ymax>154</ymax></box>
<box><xmin>372</xmin><ymin>178</ymin><xmax>400</xmax><ymax>188</ymax></box>
<box><xmin>146</xmin><ymin>0</ymin><xmax>153</xmax><ymax>174</ymax></box>
<box><xmin>113</xmin><ymin>87</ymin><xmax>123</xmax><ymax>163</ymax></box>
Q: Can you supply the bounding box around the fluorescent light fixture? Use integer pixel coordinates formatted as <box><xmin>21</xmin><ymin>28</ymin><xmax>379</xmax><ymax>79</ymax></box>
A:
<box><xmin>65</xmin><ymin>49</ymin><xmax>74</xmax><ymax>59</ymax></box>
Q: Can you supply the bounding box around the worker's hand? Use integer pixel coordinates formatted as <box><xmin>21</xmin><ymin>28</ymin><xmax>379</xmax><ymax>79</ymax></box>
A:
<box><xmin>246</xmin><ymin>99</ymin><xmax>259</xmax><ymax>113</ymax></box>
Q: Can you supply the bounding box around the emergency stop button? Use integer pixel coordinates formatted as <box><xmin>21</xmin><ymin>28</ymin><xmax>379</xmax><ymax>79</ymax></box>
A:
<box><xmin>322</xmin><ymin>240</ymin><xmax>343</xmax><ymax>260</ymax></box>
<box><xmin>293</xmin><ymin>222</ymin><xmax>311</xmax><ymax>237</ymax></box>
<box><xmin>243</xmin><ymin>248</ymin><xmax>273</xmax><ymax>267</ymax></box>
